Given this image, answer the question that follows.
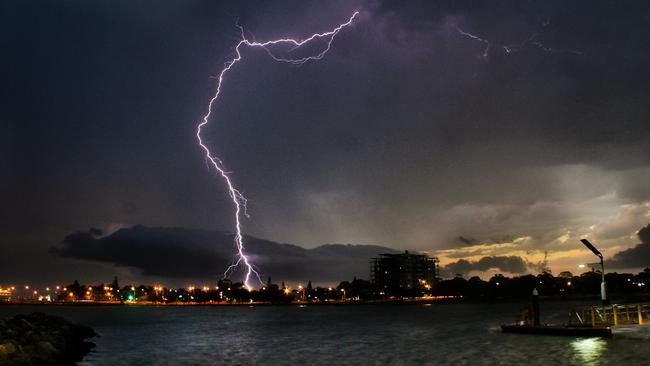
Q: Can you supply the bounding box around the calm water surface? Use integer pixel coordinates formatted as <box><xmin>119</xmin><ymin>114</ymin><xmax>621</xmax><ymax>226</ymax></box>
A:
<box><xmin>1</xmin><ymin>302</ymin><xmax>649</xmax><ymax>365</ymax></box>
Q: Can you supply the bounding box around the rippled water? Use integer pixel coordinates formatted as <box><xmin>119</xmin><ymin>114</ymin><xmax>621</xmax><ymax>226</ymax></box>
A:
<box><xmin>1</xmin><ymin>302</ymin><xmax>649</xmax><ymax>365</ymax></box>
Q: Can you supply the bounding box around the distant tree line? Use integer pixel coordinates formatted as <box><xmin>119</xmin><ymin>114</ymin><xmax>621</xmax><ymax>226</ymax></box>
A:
<box><xmin>434</xmin><ymin>269</ymin><xmax>650</xmax><ymax>301</ymax></box>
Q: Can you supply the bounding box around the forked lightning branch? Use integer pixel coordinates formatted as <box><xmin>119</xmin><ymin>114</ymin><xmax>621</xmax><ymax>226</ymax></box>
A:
<box><xmin>196</xmin><ymin>11</ymin><xmax>360</xmax><ymax>289</ymax></box>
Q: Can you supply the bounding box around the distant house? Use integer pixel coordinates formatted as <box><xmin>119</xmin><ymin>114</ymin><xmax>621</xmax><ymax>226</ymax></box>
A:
<box><xmin>370</xmin><ymin>251</ymin><xmax>439</xmax><ymax>296</ymax></box>
<box><xmin>0</xmin><ymin>289</ymin><xmax>11</xmax><ymax>302</ymax></box>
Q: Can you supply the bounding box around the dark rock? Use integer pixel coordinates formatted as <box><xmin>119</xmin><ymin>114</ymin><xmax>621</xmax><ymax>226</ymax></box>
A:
<box><xmin>0</xmin><ymin>313</ymin><xmax>96</xmax><ymax>365</ymax></box>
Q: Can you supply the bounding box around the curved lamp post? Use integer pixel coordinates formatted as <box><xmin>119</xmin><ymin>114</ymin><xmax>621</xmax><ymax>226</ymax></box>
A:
<box><xmin>580</xmin><ymin>239</ymin><xmax>608</xmax><ymax>306</ymax></box>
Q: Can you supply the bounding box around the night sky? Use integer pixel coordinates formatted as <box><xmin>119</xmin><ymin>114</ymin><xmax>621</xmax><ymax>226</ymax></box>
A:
<box><xmin>2</xmin><ymin>1</ymin><xmax>650</xmax><ymax>286</ymax></box>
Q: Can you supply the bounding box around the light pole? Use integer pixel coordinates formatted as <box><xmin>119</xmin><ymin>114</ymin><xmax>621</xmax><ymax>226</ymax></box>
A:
<box><xmin>580</xmin><ymin>239</ymin><xmax>608</xmax><ymax>306</ymax></box>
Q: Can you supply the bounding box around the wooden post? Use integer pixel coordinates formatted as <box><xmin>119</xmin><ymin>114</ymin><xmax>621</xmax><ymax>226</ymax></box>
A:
<box><xmin>591</xmin><ymin>307</ymin><xmax>596</xmax><ymax>327</ymax></box>
<box><xmin>639</xmin><ymin>304</ymin><xmax>644</xmax><ymax>325</ymax></box>
<box><xmin>613</xmin><ymin>306</ymin><xmax>619</xmax><ymax>326</ymax></box>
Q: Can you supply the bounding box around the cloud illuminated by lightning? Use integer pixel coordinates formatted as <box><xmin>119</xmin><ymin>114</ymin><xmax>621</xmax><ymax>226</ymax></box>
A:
<box><xmin>196</xmin><ymin>11</ymin><xmax>359</xmax><ymax>290</ymax></box>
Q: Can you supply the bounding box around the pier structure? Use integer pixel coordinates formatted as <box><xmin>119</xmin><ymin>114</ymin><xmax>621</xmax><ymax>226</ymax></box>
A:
<box><xmin>572</xmin><ymin>303</ymin><xmax>650</xmax><ymax>327</ymax></box>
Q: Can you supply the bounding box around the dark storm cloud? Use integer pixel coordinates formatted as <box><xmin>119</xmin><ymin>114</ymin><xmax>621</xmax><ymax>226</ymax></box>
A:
<box><xmin>442</xmin><ymin>256</ymin><xmax>533</xmax><ymax>276</ymax></box>
<box><xmin>51</xmin><ymin>226</ymin><xmax>397</xmax><ymax>283</ymax></box>
<box><xmin>89</xmin><ymin>228</ymin><xmax>103</xmax><ymax>236</ymax></box>
<box><xmin>609</xmin><ymin>223</ymin><xmax>650</xmax><ymax>269</ymax></box>
<box><xmin>52</xmin><ymin>226</ymin><xmax>229</xmax><ymax>278</ymax></box>
<box><xmin>455</xmin><ymin>235</ymin><xmax>517</xmax><ymax>248</ymax></box>
<box><xmin>219</xmin><ymin>0</ymin><xmax>650</xmax><ymax>250</ymax></box>
<box><xmin>3</xmin><ymin>1</ymin><xmax>650</xmax><ymax>285</ymax></box>
<box><xmin>373</xmin><ymin>0</ymin><xmax>650</xmax><ymax>157</ymax></box>
<box><xmin>457</xmin><ymin>236</ymin><xmax>479</xmax><ymax>246</ymax></box>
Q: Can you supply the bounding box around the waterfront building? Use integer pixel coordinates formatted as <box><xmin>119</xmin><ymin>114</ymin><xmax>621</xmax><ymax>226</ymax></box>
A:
<box><xmin>370</xmin><ymin>251</ymin><xmax>439</xmax><ymax>296</ymax></box>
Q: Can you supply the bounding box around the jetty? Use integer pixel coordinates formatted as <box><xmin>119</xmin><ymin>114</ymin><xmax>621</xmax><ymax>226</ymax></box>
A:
<box><xmin>572</xmin><ymin>303</ymin><xmax>650</xmax><ymax>328</ymax></box>
<box><xmin>502</xmin><ymin>303</ymin><xmax>649</xmax><ymax>338</ymax></box>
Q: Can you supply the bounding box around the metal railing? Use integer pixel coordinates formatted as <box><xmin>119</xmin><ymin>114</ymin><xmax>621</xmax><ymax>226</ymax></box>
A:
<box><xmin>570</xmin><ymin>303</ymin><xmax>650</xmax><ymax>327</ymax></box>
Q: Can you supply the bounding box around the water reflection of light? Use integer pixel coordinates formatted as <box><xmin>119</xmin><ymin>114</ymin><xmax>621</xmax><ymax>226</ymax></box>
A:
<box><xmin>571</xmin><ymin>337</ymin><xmax>606</xmax><ymax>365</ymax></box>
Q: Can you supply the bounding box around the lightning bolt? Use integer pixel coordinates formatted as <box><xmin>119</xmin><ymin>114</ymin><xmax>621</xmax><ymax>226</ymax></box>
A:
<box><xmin>456</xmin><ymin>27</ymin><xmax>491</xmax><ymax>58</ymax></box>
<box><xmin>196</xmin><ymin>11</ymin><xmax>359</xmax><ymax>290</ymax></box>
<box><xmin>456</xmin><ymin>23</ymin><xmax>582</xmax><ymax>58</ymax></box>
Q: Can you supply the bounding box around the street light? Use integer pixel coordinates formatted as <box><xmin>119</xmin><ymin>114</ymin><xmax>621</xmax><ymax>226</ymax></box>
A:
<box><xmin>580</xmin><ymin>239</ymin><xmax>608</xmax><ymax>305</ymax></box>
<box><xmin>578</xmin><ymin>262</ymin><xmax>600</xmax><ymax>271</ymax></box>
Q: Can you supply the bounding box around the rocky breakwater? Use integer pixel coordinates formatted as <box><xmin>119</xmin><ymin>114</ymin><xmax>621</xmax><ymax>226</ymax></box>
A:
<box><xmin>0</xmin><ymin>313</ymin><xmax>96</xmax><ymax>365</ymax></box>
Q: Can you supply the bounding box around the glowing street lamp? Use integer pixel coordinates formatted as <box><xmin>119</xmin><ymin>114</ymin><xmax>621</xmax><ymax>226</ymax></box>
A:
<box><xmin>580</xmin><ymin>239</ymin><xmax>608</xmax><ymax>305</ymax></box>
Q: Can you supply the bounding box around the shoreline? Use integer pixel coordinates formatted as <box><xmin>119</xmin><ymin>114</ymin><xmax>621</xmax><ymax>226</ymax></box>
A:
<box><xmin>0</xmin><ymin>295</ymin><xmax>630</xmax><ymax>307</ymax></box>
